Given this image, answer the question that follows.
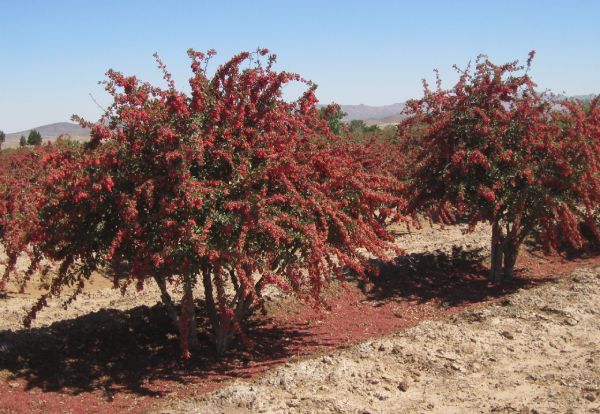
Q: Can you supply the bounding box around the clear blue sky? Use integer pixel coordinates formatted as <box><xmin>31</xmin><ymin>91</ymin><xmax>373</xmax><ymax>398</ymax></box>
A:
<box><xmin>1</xmin><ymin>0</ymin><xmax>598</xmax><ymax>132</ymax></box>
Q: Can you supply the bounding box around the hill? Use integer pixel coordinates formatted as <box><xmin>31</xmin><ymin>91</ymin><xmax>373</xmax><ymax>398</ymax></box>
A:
<box><xmin>4</xmin><ymin>122</ymin><xmax>90</xmax><ymax>147</ymax></box>
<box><xmin>333</xmin><ymin>103</ymin><xmax>406</xmax><ymax>121</ymax></box>
<box><xmin>5</xmin><ymin>93</ymin><xmax>597</xmax><ymax>144</ymax></box>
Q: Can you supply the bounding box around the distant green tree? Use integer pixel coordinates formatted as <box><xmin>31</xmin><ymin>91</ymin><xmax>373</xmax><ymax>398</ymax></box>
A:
<box><xmin>0</xmin><ymin>130</ymin><xmax>5</xmax><ymax>149</ymax></box>
<box><xmin>582</xmin><ymin>102</ymin><xmax>592</xmax><ymax>115</ymax></box>
<box><xmin>19</xmin><ymin>136</ymin><xmax>27</xmax><ymax>147</ymax></box>
<box><xmin>55</xmin><ymin>134</ymin><xmax>81</xmax><ymax>150</ymax></box>
<box><xmin>348</xmin><ymin>119</ymin><xmax>367</xmax><ymax>132</ymax></box>
<box><xmin>365</xmin><ymin>124</ymin><xmax>380</xmax><ymax>133</ymax></box>
<box><xmin>27</xmin><ymin>129</ymin><xmax>42</xmax><ymax>146</ymax></box>
<box><xmin>319</xmin><ymin>106</ymin><xmax>346</xmax><ymax>135</ymax></box>
<box><xmin>380</xmin><ymin>125</ymin><xmax>398</xmax><ymax>141</ymax></box>
<box><xmin>346</xmin><ymin>119</ymin><xmax>382</xmax><ymax>142</ymax></box>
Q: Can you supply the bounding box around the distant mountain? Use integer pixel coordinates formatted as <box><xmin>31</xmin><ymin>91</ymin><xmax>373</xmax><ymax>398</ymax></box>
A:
<box><xmin>363</xmin><ymin>114</ymin><xmax>405</xmax><ymax>126</ymax></box>
<box><xmin>569</xmin><ymin>94</ymin><xmax>598</xmax><ymax>101</ymax></box>
<box><xmin>337</xmin><ymin>93</ymin><xmax>598</xmax><ymax>126</ymax></box>
<box><xmin>4</xmin><ymin>122</ymin><xmax>90</xmax><ymax>147</ymax></box>
<box><xmin>5</xmin><ymin>93</ymin><xmax>597</xmax><ymax>145</ymax></box>
<box><xmin>333</xmin><ymin>103</ymin><xmax>406</xmax><ymax>122</ymax></box>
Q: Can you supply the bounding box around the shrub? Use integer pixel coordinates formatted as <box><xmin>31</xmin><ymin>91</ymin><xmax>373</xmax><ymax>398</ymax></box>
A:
<box><xmin>0</xmin><ymin>146</ymin><xmax>71</xmax><ymax>288</ymax></box>
<box><xmin>398</xmin><ymin>52</ymin><xmax>600</xmax><ymax>282</ymax></box>
<box><xmin>0</xmin><ymin>49</ymin><xmax>403</xmax><ymax>356</ymax></box>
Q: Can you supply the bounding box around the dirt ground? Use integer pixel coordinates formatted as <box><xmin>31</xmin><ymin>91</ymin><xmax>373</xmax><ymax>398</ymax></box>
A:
<box><xmin>158</xmin><ymin>266</ymin><xmax>600</xmax><ymax>414</ymax></box>
<box><xmin>1</xmin><ymin>223</ymin><xmax>599</xmax><ymax>413</ymax></box>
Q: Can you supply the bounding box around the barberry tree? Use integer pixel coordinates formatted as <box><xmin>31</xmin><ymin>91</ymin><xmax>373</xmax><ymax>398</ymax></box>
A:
<box><xmin>0</xmin><ymin>146</ymin><xmax>62</xmax><ymax>289</ymax></box>
<box><xmin>398</xmin><ymin>53</ymin><xmax>600</xmax><ymax>282</ymax></box>
<box><xmin>1</xmin><ymin>49</ymin><xmax>403</xmax><ymax>356</ymax></box>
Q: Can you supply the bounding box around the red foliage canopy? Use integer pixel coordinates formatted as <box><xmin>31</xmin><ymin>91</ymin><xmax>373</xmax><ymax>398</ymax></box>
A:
<box><xmin>398</xmin><ymin>52</ymin><xmax>600</xmax><ymax>280</ymax></box>
<box><xmin>0</xmin><ymin>49</ymin><xmax>403</xmax><ymax>355</ymax></box>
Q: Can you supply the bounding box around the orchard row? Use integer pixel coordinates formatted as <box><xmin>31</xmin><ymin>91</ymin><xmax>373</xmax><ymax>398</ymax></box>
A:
<box><xmin>0</xmin><ymin>49</ymin><xmax>598</xmax><ymax>356</ymax></box>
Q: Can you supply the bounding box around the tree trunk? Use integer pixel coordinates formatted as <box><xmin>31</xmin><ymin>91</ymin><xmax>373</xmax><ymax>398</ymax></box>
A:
<box><xmin>502</xmin><ymin>240</ymin><xmax>519</xmax><ymax>280</ymax></box>
<box><xmin>182</xmin><ymin>282</ymin><xmax>199</xmax><ymax>350</ymax></box>
<box><xmin>201</xmin><ymin>267</ymin><xmax>262</xmax><ymax>355</ymax></box>
<box><xmin>153</xmin><ymin>275</ymin><xmax>179</xmax><ymax>329</ymax></box>
<box><xmin>154</xmin><ymin>274</ymin><xmax>199</xmax><ymax>353</ymax></box>
<box><xmin>213</xmin><ymin>320</ymin><xmax>235</xmax><ymax>355</ymax></box>
<box><xmin>489</xmin><ymin>221</ymin><xmax>504</xmax><ymax>283</ymax></box>
<box><xmin>202</xmin><ymin>267</ymin><xmax>235</xmax><ymax>355</ymax></box>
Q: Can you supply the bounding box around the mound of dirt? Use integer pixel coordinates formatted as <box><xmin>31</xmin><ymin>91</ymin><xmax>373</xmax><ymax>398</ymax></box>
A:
<box><xmin>159</xmin><ymin>267</ymin><xmax>600</xmax><ymax>414</ymax></box>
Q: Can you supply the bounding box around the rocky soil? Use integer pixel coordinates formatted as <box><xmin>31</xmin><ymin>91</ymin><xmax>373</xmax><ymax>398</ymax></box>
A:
<box><xmin>157</xmin><ymin>266</ymin><xmax>600</xmax><ymax>414</ymax></box>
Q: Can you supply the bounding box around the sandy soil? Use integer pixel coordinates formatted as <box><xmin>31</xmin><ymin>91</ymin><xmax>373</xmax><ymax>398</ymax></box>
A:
<box><xmin>158</xmin><ymin>266</ymin><xmax>600</xmax><ymax>414</ymax></box>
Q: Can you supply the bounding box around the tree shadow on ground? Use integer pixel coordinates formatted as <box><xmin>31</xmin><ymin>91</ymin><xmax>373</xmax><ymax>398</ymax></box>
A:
<box><xmin>361</xmin><ymin>246</ymin><xmax>547</xmax><ymax>307</ymax></box>
<box><xmin>0</xmin><ymin>302</ymin><xmax>317</xmax><ymax>399</ymax></box>
<box><xmin>2</xmin><ymin>245</ymin><xmax>594</xmax><ymax>402</ymax></box>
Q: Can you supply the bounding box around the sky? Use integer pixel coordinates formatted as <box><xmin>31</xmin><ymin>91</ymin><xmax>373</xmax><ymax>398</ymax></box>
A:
<box><xmin>0</xmin><ymin>0</ymin><xmax>598</xmax><ymax>133</ymax></box>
